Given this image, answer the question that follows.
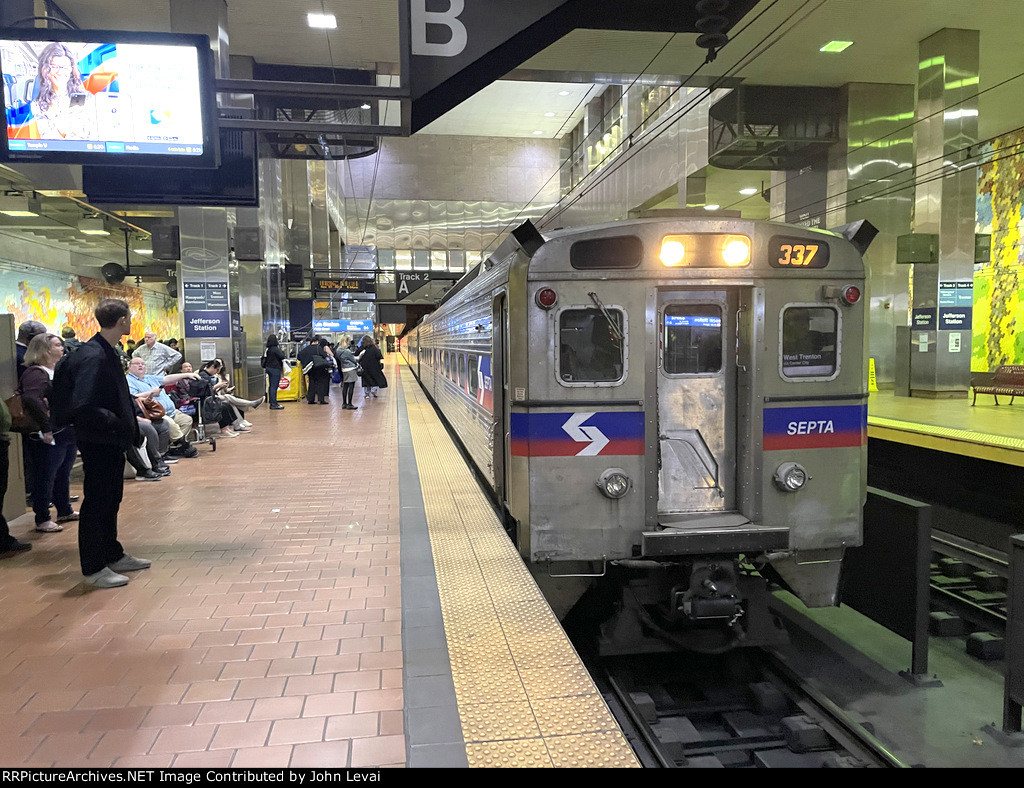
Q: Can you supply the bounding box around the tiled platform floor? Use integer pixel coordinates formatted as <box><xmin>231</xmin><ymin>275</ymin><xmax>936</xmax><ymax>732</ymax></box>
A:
<box><xmin>399</xmin><ymin>360</ymin><xmax>638</xmax><ymax>768</ymax></box>
<box><xmin>868</xmin><ymin>389</ymin><xmax>1024</xmax><ymax>466</ymax></box>
<box><xmin>0</xmin><ymin>360</ymin><xmax>404</xmax><ymax>768</ymax></box>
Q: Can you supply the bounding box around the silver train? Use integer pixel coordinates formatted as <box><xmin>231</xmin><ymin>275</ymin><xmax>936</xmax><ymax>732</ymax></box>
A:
<box><xmin>402</xmin><ymin>214</ymin><xmax>876</xmax><ymax>653</ymax></box>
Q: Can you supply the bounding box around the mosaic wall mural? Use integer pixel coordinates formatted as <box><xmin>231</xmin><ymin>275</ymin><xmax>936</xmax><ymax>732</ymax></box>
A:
<box><xmin>976</xmin><ymin>128</ymin><xmax>1024</xmax><ymax>371</ymax></box>
<box><xmin>0</xmin><ymin>266</ymin><xmax>179</xmax><ymax>342</ymax></box>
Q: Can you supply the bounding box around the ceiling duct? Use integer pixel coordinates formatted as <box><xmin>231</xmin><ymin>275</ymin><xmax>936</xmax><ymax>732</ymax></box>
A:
<box><xmin>708</xmin><ymin>86</ymin><xmax>842</xmax><ymax>170</ymax></box>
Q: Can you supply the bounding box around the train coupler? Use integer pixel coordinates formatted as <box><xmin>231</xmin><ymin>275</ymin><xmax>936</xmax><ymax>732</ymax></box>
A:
<box><xmin>672</xmin><ymin>560</ymin><xmax>743</xmax><ymax>622</ymax></box>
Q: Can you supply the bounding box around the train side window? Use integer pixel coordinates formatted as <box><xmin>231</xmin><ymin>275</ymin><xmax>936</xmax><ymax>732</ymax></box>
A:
<box><xmin>559</xmin><ymin>308</ymin><xmax>625</xmax><ymax>383</ymax></box>
<box><xmin>444</xmin><ymin>351</ymin><xmax>451</xmax><ymax>379</ymax></box>
<box><xmin>781</xmin><ymin>306</ymin><xmax>838</xmax><ymax>378</ymax></box>
<box><xmin>468</xmin><ymin>354</ymin><xmax>479</xmax><ymax>397</ymax></box>
<box><xmin>458</xmin><ymin>354</ymin><xmax>466</xmax><ymax>388</ymax></box>
<box><xmin>663</xmin><ymin>305</ymin><xmax>723</xmax><ymax>374</ymax></box>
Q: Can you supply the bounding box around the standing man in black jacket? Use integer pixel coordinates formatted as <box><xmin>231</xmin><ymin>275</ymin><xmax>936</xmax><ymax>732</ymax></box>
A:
<box><xmin>51</xmin><ymin>298</ymin><xmax>148</xmax><ymax>589</ymax></box>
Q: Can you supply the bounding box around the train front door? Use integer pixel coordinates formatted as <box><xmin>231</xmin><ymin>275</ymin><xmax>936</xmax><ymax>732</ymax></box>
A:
<box><xmin>656</xmin><ymin>289</ymin><xmax>737</xmax><ymax>517</ymax></box>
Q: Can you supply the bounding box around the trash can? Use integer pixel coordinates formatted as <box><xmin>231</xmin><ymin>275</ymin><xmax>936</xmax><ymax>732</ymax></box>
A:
<box><xmin>277</xmin><ymin>358</ymin><xmax>305</xmax><ymax>401</ymax></box>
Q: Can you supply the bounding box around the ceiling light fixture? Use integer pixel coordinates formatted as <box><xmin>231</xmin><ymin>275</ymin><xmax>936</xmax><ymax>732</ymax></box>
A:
<box><xmin>360</xmin><ymin>102</ymin><xmax>371</xmax><ymax>110</ymax></box>
<box><xmin>739</xmin><ymin>187</ymin><xmax>758</xmax><ymax>195</ymax></box>
<box><xmin>703</xmin><ymin>204</ymin><xmax>720</xmax><ymax>211</ymax></box>
<box><xmin>820</xmin><ymin>40</ymin><xmax>853</xmax><ymax>53</ymax></box>
<box><xmin>307</xmin><ymin>12</ymin><xmax>337</xmax><ymax>29</ymax></box>
<box><xmin>558</xmin><ymin>90</ymin><xmax>570</xmax><ymax>96</ymax></box>
<box><xmin>78</xmin><ymin>216</ymin><xmax>109</xmax><ymax>235</ymax></box>
<box><xmin>532</xmin><ymin>130</ymin><xmax>544</xmax><ymax>135</ymax></box>
<box><xmin>544</xmin><ymin>112</ymin><xmax>555</xmax><ymax>117</ymax></box>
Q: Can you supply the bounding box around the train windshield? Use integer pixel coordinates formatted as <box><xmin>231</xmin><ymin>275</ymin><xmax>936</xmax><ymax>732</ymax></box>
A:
<box><xmin>781</xmin><ymin>306</ymin><xmax>838</xmax><ymax>378</ymax></box>
<box><xmin>559</xmin><ymin>308</ymin><xmax>624</xmax><ymax>382</ymax></box>
<box><xmin>663</xmin><ymin>305</ymin><xmax>723</xmax><ymax>374</ymax></box>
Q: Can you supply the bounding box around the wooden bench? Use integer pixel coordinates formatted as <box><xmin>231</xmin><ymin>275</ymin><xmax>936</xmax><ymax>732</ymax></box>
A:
<box><xmin>971</xmin><ymin>364</ymin><xmax>1024</xmax><ymax>405</ymax></box>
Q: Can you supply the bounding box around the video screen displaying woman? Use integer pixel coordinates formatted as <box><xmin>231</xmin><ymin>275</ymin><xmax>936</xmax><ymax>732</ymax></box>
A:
<box><xmin>1</xmin><ymin>37</ymin><xmax>206</xmax><ymax>156</ymax></box>
<box><xmin>29</xmin><ymin>42</ymin><xmax>97</xmax><ymax>141</ymax></box>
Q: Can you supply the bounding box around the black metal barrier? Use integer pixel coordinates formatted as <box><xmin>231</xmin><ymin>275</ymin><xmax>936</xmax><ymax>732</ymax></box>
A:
<box><xmin>1003</xmin><ymin>535</ymin><xmax>1024</xmax><ymax>731</ymax></box>
<box><xmin>982</xmin><ymin>534</ymin><xmax>1024</xmax><ymax>746</ymax></box>
<box><xmin>840</xmin><ymin>487</ymin><xmax>940</xmax><ymax>686</ymax></box>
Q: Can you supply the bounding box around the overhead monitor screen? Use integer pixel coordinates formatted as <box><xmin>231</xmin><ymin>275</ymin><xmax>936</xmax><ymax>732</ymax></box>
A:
<box><xmin>0</xmin><ymin>30</ymin><xmax>216</xmax><ymax>167</ymax></box>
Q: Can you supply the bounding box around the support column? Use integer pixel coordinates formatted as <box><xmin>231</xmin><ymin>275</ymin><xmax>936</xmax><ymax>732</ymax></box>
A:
<box><xmin>178</xmin><ymin>207</ymin><xmax>234</xmax><ymax>375</ymax></box>
<box><xmin>258</xmin><ymin>158</ymin><xmax>289</xmax><ymax>340</ymax></box>
<box><xmin>235</xmin><ymin>206</ymin><xmax>266</xmax><ymax>398</ymax></box>
<box><xmin>829</xmin><ymin>83</ymin><xmax>916</xmax><ymax>387</ymax></box>
<box><xmin>909</xmin><ymin>29</ymin><xmax>979</xmax><ymax>398</ymax></box>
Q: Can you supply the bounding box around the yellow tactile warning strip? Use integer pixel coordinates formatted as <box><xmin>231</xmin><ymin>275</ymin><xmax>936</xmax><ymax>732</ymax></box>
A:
<box><xmin>868</xmin><ymin>416</ymin><xmax>1024</xmax><ymax>467</ymax></box>
<box><xmin>399</xmin><ymin>358</ymin><xmax>639</xmax><ymax>768</ymax></box>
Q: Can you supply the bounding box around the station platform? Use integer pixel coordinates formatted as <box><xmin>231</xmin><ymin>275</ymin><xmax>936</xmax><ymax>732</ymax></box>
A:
<box><xmin>0</xmin><ymin>354</ymin><xmax>637</xmax><ymax>769</ymax></box>
<box><xmin>868</xmin><ymin>389</ymin><xmax>1024</xmax><ymax>467</ymax></box>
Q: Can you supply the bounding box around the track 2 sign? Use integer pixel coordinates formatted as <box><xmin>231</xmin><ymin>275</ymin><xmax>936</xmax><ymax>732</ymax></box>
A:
<box><xmin>397</xmin><ymin>272</ymin><xmax>432</xmax><ymax>299</ymax></box>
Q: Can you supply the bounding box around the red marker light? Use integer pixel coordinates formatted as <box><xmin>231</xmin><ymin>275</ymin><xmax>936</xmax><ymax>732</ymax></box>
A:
<box><xmin>536</xmin><ymin>288</ymin><xmax>558</xmax><ymax>309</ymax></box>
<box><xmin>843</xmin><ymin>285</ymin><xmax>861</xmax><ymax>305</ymax></box>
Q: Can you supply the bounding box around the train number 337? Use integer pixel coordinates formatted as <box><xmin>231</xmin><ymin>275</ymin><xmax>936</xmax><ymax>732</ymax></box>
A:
<box><xmin>777</xmin><ymin>243</ymin><xmax>819</xmax><ymax>266</ymax></box>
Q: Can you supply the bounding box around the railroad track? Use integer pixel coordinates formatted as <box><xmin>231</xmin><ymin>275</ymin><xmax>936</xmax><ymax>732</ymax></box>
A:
<box><xmin>594</xmin><ymin>649</ymin><xmax>904</xmax><ymax>768</ymax></box>
<box><xmin>930</xmin><ymin>529</ymin><xmax>1008</xmax><ymax>640</ymax></box>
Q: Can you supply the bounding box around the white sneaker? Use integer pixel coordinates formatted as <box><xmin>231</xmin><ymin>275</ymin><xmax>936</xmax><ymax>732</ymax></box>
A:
<box><xmin>84</xmin><ymin>567</ymin><xmax>129</xmax><ymax>588</ymax></box>
<box><xmin>240</xmin><ymin>420</ymin><xmax>253</xmax><ymax>428</ymax></box>
<box><xmin>232</xmin><ymin>424</ymin><xmax>251</xmax><ymax>432</ymax></box>
<box><xmin>219</xmin><ymin>430</ymin><xmax>239</xmax><ymax>438</ymax></box>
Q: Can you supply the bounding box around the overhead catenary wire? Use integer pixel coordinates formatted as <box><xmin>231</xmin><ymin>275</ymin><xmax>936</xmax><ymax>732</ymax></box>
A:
<box><xmin>769</xmin><ymin>122</ymin><xmax>1024</xmax><ymax>223</ymax></box>
<box><xmin>485</xmin><ymin>0</ymin><xmax>792</xmax><ymax>253</ymax></box>
<box><xmin>535</xmin><ymin>0</ymin><xmax>827</xmax><ymax>232</ymax></box>
<box><xmin>726</xmin><ymin>68</ymin><xmax>1024</xmax><ymax>218</ymax></box>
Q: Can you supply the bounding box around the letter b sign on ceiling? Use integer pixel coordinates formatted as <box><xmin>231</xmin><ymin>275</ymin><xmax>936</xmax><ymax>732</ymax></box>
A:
<box><xmin>411</xmin><ymin>0</ymin><xmax>467</xmax><ymax>57</ymax></box>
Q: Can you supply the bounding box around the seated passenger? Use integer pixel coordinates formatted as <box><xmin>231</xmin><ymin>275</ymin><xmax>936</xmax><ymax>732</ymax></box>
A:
<box><xmin>197</xmin><ymin>360</ymin><xmax>247</xmax><ymax>438</ymax></box>
<box><xmin>128</xmin><ymin>397</ymin><xmax>170</xmax><ymax>480</ymax></box>
<box><xmin>211</xmin><ymin>358</ymin><xmax>265</xmax><ymax>432</ymax></box>
<box><xmin>125</xmin><ymin>357</ymin><xmax>199</xmax><ymax>460</ymax></box>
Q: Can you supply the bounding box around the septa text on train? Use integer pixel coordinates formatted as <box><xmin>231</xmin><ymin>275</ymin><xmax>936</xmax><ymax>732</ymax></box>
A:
<box><xmin>786</xmin><ymin>420</ymin><xmax>836</xmax><ymax>435</ymax></box>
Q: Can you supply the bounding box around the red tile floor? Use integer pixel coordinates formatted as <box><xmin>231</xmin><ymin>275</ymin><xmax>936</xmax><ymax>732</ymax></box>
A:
<box><xmin>0</xmin><ymin>360</ymin><xmax>404</xmax><ymax>767</ymax></box>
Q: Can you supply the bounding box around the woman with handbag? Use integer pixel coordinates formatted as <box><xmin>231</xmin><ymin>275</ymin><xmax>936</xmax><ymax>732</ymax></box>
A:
<box><xmin>356</xmin><ymin>336</ymin><xmax>388</xmax><ymax>400</ymax></box>
<box><xmin>197</xmin><ymin>360</ymin><xmax>247</xmax><ymax>437</ymax></box>
<box><xmin>297</xmin><ymin>338</ymin><xmax>333</xmax><ymax>405</ymax></box>
<box><xmin>20</xmin><ymin>333</ymin><xmax>79</xmax><ymax>532</ymax></box>
<box><xmin>334</xmin><ymin>336</ymin><xmax>361</xmax><ymax>410</ymax></box>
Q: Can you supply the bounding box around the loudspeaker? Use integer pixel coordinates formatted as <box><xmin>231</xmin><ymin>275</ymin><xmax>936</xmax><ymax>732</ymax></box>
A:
<box><xmin>101</xmin><ymin>263</ymin><xmax>126</xmax><ymax>285</ymax></box>
<box><xmin>152</xmin><ymin>226</ymin><xmax>181</xmax><ymax>261</ymax></box>
<box><xmin>234</xmin><ymin>227</ymin><xmax>263</xmax><ymax>261</ymax></box>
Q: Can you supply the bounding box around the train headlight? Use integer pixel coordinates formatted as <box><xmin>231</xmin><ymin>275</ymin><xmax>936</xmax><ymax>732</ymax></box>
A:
<box><xmin>721</xmin><ymin>236</ymin><xmax>751</xmax><ymax>266</ymax></box>
<box><xmin>597</xmin><ymin>468</ymin><xmax>632</xmax><ymax>499</ymax></box>
<box><xmin>660</xmin><ymin>238</ymin><xmax>687</xmax><ymax>267</ymax></box>
<box><xmin>773</xmin><ymin>462</ymin><xmax>809</xmax><ymax>493</ymax></box>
